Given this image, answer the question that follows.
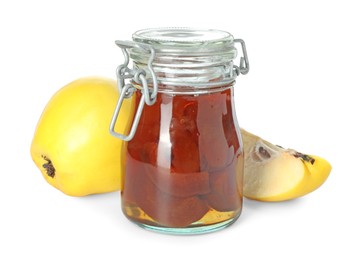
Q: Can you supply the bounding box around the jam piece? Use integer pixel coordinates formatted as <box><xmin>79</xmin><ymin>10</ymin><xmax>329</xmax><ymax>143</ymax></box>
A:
<box><xmin>170</xmin><ymin>97</ymin><xmax>200</xmax><ymax>173</ymax></box>
<box><xmin>171</xmin><ymin>139</ymin><xmax>200</xmax><ymax>173</ymax></box>
<box><xmin>145</xmin><ymin>164</ymin><xmax>210</xmax><ymax>198</ymax></box>
<box><xmin>135</xmin><ymin>168</ymin><xmax>209</xmax><ymax>228</ymax></box>
<box><xmin>222</xmin><ymin>94</ymin><xmax>240</xmax><ymax>151</ymax></box>
<box><xmin>132</xmin><ymin>93</ymin><xmax>161</xmax><ymax>144</ymax></box>
<box><xmin>122</xmin><ymin>155</ymin><xmax>146</xmax><ymax>204</ymax></box>
<box><xmin>197</xmin><ymin>93</ymin><xmax>230</xmax><ymax>170</ymax></box>
<box><xmin>205</xmin><ymin>160</ymin><xmax>242</xmax><ymax>212</ymax></box>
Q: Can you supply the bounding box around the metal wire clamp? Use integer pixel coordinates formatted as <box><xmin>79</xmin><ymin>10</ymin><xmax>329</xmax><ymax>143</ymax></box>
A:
<box><xmin>109</xmin><ymin>41</ymin><xmax>158</xmax><ymax>141</ymax></box>
<box><xmin>234</xmin><ymin>39</ymin><xmax>250</xmax><ymax>76</ymax></box>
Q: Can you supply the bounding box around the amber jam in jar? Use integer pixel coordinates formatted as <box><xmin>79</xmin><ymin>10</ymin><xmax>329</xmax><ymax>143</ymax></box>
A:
<box><xmin>111</xmin><ymin>28</ymin><xmax>249</xmax><ymax>234</ymax></box>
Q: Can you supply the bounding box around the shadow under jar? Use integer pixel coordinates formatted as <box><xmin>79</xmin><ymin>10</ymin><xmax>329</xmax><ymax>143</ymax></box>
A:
<box><xmin>110</xmin><ymin>28</ymin><xmax>250</xmax><ymax>234</ymax></box>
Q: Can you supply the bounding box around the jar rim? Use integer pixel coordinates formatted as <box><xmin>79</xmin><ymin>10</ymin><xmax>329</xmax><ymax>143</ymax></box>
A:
<box><xmin>132</xmin><ymin>27</ymin><xmax>234</xmax><ymax>52</ymax></box>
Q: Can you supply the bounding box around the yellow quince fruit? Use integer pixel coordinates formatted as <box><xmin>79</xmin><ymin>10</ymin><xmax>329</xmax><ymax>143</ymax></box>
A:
<box><xmin>241</xmin><ymin>129</ymin><xmax>331</xmax><ymax>201</ymax></box>
<box><xmin>30</xmin><ymin>77</ymin><xmax>134</xmax><ymax>196</ymax></box>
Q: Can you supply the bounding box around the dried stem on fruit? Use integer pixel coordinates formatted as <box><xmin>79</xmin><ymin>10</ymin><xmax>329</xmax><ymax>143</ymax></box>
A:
<box><xmin>41</xmin><ymin>155</ymin><xmax>55</xmax><ymax>178</ymax></box>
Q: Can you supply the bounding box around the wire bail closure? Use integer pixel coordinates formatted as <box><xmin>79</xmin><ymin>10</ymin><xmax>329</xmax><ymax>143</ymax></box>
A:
<box><xmin>234</xmin><ymin>39</ymin><xmax>250</xmax><ymax>76</ymax></box>
<box><xmin>109</xmin><ymin>41</ymin><xmax>158</xmax><ymax>141</ymax></box>
<box><xmin>110</xmin><ymin>37</ymin><xmax>249</xmax><ymax>142</ymax></box>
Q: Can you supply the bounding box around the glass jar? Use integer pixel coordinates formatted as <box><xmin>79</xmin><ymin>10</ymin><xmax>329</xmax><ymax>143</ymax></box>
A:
<box><xmin>110</xmin><ymin>28</ymin><xmax>249</xmax><ymax>234</ymax></box>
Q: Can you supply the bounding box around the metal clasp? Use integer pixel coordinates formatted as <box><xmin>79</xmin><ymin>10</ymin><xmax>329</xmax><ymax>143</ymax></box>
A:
<box><xmin>234</xmin><ymin>39</ymin><xmax>250</xmax><ymax>76</ymax></box>
<box><xmin>109</xmin><ymin>41</ymin><xmax>158</xmax><ymax>141</ymax></box>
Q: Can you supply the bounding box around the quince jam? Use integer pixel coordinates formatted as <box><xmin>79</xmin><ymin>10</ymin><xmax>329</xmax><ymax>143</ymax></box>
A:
<box><xmin>122</xmin><ymin>86</ymin><xmax>243</xmax><ymax>229</ymax></box>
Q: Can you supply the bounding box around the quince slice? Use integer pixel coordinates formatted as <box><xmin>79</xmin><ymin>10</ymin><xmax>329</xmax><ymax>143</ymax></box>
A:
<box><xmin>241</xmin><ymin>129</ymin><xmax>331</xmax><ymax>201</ymax></box>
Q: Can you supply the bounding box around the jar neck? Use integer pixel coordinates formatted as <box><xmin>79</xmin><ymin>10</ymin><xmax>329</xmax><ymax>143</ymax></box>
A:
<box><xmin>132</xmin><ymin>59</ymin><xmax>237</xmax><ymax>94</ymax></box>
<box><xmin>133</xmin><ymin>81</ymin><xmax>235</xmax><ymax>95</ymax></box>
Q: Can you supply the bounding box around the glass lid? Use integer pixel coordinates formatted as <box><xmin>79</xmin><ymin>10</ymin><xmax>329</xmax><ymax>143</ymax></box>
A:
<box><xmin>132</xmin><ymin>28</ymin><xmax>235</xmax><ymax>52</ymax></box>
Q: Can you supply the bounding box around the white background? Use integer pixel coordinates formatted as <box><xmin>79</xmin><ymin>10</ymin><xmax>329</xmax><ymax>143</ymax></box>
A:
<box><xmin>1</xmin><ymin>0</ymin><xmax>357</xmax><ymax>259</ymax></box>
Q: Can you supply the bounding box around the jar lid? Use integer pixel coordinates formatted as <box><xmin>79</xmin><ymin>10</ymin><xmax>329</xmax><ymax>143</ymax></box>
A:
<box><xmin>130</xmin><ymin>27</ymin><xmax>237</xmax><ymax>73</ymax></box>
<box><xmin>121</xmin><ymin>27</ymin><xmax>248</xmax><ymax>91</ymax></box>
<box><xmin>132</xmin><ymin>28</ymin><xmax>235</xmax><ymax>53</ymax></box>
